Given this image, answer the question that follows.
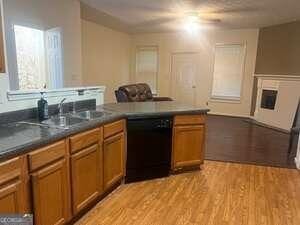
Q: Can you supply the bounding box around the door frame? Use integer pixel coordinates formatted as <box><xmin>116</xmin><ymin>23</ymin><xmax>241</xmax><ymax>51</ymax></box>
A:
<box><xmin>170</xmin><ymin>51</ymin><xmax>200</xmax><ymax>106</ymax></box>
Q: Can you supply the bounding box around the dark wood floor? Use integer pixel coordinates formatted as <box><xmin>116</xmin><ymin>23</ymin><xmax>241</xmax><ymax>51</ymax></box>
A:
<box><xmin>205</xmin><ymin>115</ymin><xmax>297</xmax><ymax>168</ymax></box>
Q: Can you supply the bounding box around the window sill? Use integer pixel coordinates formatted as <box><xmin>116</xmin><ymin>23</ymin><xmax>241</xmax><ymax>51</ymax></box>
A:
<box><xmin>209</xmin><ymin>97</ymin><xmax>241</xmax><ymax>104</ymax></box>
<box><xmin>7</xmin><ymin>86</ymin><xmax>106</xmax><ymax>101</ymax></box>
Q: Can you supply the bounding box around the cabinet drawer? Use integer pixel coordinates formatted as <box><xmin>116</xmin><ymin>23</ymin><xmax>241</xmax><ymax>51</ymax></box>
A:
<box><xmin>0</xmin><ymin>157</ymin><xmax>22</xmax><ymax>184</ymax></box>
<box><xmin>174</xmin><ymin>115</ymin><xmax>205</xmax><ymax>126</ymax></box>
<box><xmin>28</xmin><ymin>140</ymin><xmax>66</xmax><ymax>172</ymax></box>
<box><xmin>104</xmin><ymin>120</ymin><xmax>125</xmax><ymax>139</ymax></box>
<box><xmin>70</xmin><ymin>128</ymin><xmax>102</xmax><ymax>154</ymax></box>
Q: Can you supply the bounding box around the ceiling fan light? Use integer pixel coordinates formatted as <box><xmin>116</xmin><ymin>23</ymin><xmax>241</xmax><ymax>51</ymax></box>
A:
<box><xmin>183</xmin><ymin>15</ymin><xmax>200</xmax><ymax>34</ymax></box>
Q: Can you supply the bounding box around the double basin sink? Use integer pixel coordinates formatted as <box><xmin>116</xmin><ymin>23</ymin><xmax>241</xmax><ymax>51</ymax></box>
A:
<box><xmin>19</xmin><ymin>110</ymin><xmax>111</xmax><ymax>130</ymax></box>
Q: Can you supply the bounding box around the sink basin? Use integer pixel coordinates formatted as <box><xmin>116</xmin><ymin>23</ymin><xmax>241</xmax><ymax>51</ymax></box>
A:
<box><xmin>41</xmin><ymin>115</ymin><xmax>87</xmax><ymax>129</ymax></box>
<box><xmin>72</xmin><ymin>110</ymin><xmax>111</xmax><ymax>120</ymax></box>
<box><xmin>16</xmin><ymin>111</ymin><xmax>110</xmax><ymax>130</ymax></box>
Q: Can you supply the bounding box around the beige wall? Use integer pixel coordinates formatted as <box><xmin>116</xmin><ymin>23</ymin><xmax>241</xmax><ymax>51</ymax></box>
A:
<box><xmin>255</xmin><ymin>21</ymin><xmax>300</xmax><ymax>76</ymax></box>
<box><xmin>3</xmin><ymin>0</ymin><xmax>82</xmax><ymax>89</ymax></box>
<box><xmin>81</xmin><ymin>20</ymin><xmax>131</xmax><ymax>103</ymax></box>
<box><xmin>131</xmin><ymin>29</ymin><xmax>259</xmax><ymax>117</ymax></box>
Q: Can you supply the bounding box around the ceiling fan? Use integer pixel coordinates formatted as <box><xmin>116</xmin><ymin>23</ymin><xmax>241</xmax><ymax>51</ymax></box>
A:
<box><xmin>132</xmin><ymin>11</ymin><xmax>222</xmax><ymax>30</ymax></box>
<box><xmin>130</xmin><ymin>5</ymin><xmax>260</xmax><ymax>31</ymax></box>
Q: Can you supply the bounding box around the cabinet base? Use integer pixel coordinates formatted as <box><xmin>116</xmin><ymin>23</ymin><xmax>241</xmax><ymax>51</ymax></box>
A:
<box><xmin>125</xmin><ymin>165</ymin><xmax>170</xmax><ymax>183</ymax></box>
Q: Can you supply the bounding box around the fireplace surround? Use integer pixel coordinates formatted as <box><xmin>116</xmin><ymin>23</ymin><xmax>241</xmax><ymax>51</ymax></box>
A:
<box><xmin>253</xmin><ymin>75</ymin><xmax>300</xmax><ymax>131</ymax></box>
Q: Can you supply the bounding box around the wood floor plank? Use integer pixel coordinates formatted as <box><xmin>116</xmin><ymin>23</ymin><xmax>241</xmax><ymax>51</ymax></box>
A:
<box><xmin>76</xmin><ymin>161</ymin><xmax>300</xmax><ymax>225</ymax></box>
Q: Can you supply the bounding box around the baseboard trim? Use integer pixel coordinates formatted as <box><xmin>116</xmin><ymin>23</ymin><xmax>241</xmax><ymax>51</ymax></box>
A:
<box><xmin>244</xmin><ymin>118</ymin><xmax>290</xmax><ymax>134</ymax></box>
<box><xmin>207</xmin><ymin>111</ymin><xmax>249</xmax><ymax>118</ymax></box>
<box><xmin>295</xmin><ymin>157</ymin><xmax>300</xmax><ymax>170</ymax></box>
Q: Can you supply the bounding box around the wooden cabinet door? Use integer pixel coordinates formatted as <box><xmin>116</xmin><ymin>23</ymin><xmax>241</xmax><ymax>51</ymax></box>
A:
<box><xmin>0</xmin><ymin>181</ymin><xmax>23</xmax><ymax>213</ymax></box>
<box><xmin>172</xmin><ymin>125</ymin><xmax>205</xmax><ymax>170</ymax></box>
<box><xmin>71</xmin><ymin>144</ymin><xmax>102</xmax><ymax>214</ymax></box>
<box><xmin>103</xmin><ymin>133</ymin><xmax>124</xmax><ymax>190</ymax></box>
<box><xmin>0</xmin><ymin>157</ymin><xmax>29</xmax><ymax>214</ymax></box>
<box><xmin>31</xmin><ymin>159</ymin><xmax>69</xmax><ymax>225</ymax></box>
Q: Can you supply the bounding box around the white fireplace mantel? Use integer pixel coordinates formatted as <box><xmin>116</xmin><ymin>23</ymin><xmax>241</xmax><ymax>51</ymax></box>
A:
<box><xmin>253</xmin><ymin>74</ymin><xmax>300</xmax><ymax>131</ymax></box>
<box><xmin>254</xmin><ymin>74</ymin><xmax>300</xmax><ymax>81</ymax></box>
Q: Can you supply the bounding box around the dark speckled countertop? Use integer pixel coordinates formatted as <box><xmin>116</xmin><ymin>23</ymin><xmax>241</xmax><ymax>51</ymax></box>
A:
<box><xmin>101</xmin><ymin>101</ymin><xmax>209</xmax><ymax>118</ymax></box>
<box><xmin>0</xmin><ymin>101</ymin><xmax>209</xmax><ymax>161</ymax></box>
<box><xmin>0</xmin><ymin>111</ymin><xmax>124</xmax><ymax>161</ymax></box>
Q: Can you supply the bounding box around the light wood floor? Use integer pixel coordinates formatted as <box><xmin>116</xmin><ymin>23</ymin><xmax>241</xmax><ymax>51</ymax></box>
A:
<box><xmin>76</xmin><ymin>161</ymin><xmax>300</xmax><ymax>225</ymax></box>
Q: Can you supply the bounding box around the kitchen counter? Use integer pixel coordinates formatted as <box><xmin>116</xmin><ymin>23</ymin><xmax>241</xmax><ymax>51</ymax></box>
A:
<box><xmin>0</xmin><ymin>101</ymin><xmax>209</xmax><ymax>161</ymax></box>
<box><xmin>0</xmin><ymin>111</ymin><xmax>124</xmax><ymax>161</ymax></box>
<box><xmin>101</xmin><ymin>101</ymin><xmax>209</xmax><ymax>118</ymax></box>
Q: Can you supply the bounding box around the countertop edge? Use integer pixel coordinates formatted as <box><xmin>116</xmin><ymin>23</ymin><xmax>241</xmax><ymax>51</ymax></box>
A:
<box><xmin>0</xmin><ymin>114</ymin><xmax>125</xmax><ymax>162</ymax></box>
<box><xmin>0</xmin><ymin>109</ymin><xmax>209</xmax><ymax>162</ymax></box>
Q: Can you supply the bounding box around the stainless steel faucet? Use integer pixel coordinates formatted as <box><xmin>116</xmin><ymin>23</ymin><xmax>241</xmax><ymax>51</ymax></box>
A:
<box><xmin>58</xmin><ymin>98</ymin><xmax>67</xmax><ymax>115</ymax></box>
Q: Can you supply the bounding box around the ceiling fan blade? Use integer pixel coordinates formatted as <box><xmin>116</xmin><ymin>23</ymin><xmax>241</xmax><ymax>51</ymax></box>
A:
<box><xmin>199</xmin><ymin>18</ymin><xmax>222</xmax><ymax>23</ymax></box>
<box><xmin>204</xmin><ymin>6</ymin><xmax>261</xmax><ymax>16</ymax></box>
<box><xmin>133</xmin><ymin>17</ymin><xmax>177</xmax><ymax>28</ymax></box>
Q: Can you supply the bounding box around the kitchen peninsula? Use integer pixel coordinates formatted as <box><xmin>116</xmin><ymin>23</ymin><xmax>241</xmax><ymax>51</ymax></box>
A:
<box><xmin>0</xmin><ymin>101</ymin><xmax>209</xmax><ymax>225</ymax></box>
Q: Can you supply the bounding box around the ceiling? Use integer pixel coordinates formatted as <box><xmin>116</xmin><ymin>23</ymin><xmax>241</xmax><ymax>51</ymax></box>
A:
<box><xmin>80</xmin><ymin>0</ymin><xmax>300</xmax><ymax>33</ymax></box>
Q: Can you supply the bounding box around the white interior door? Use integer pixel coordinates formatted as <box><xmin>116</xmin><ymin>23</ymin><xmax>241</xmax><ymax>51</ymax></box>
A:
<box><xmin>171</xmin><ymin>53</ymin><xmax>199</xmax><ymax>106</ymax></box>
<box><xmin>45</xmin><ymin>27</ymin><xmax>63</xmax><ymax>89</ymax></box>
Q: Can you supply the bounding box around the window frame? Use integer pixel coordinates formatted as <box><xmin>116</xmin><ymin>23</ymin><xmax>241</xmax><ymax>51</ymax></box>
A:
<box><xmin>210</xmin><ymin>43</ymin><xmax>247</xmax><ymax>103</ymax></box>
<box><xmin>135</xmin><ymin>45</ymin><xmax>159</xmax><ymax>95</ymax></box>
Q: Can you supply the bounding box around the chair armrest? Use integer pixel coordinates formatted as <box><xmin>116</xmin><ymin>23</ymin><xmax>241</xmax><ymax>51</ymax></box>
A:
<box><xmin>115</xmin><ymin>90</ymin><xmax>129</xmax><ymax>102</ymax></box>
<box><xmin>153</xmin><ymin>97</ymin><xmax>173</xmax><ymax>101</ymax></box>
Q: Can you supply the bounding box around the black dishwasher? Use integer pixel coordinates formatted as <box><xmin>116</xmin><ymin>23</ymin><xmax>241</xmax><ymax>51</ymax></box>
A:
<box><xmin>125</xmin><ymin>116</ymin><xmax>173</xmax><ymax>183</ymax></box>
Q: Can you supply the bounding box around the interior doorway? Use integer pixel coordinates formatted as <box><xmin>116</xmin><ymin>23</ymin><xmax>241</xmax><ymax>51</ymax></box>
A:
<box><xmin>170</xmin><ymin>52</ymin><xmax>199</xmax><ymax>106</ymax></box>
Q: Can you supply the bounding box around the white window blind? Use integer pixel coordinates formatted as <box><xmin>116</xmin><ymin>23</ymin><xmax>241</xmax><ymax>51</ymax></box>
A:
<box><xmin>136</xmin><ymin>46</ymin><xmax>158</xmax><ymax>94</ymax></box>
<box><xmin>211</xmin><ymin>44</ymin><xmax>246</xmax><ymax>101</ymax></box>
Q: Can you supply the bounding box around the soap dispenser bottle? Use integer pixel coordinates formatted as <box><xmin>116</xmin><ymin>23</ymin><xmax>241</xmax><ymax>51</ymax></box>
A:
<box><xmin>38</xmin><ymin>92</ymin><xmax>49</xmax><ymax>121</ymax></box>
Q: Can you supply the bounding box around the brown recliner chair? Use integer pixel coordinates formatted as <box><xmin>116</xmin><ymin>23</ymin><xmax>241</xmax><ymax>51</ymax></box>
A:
<box><xmin>115</xmin><ymin>83</ymin><xmax>172</xmax><ymax>102</ymax></box>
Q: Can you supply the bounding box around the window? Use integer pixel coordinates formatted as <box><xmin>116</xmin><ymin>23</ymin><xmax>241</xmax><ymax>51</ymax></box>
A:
<box><xmin>14</xmin><ymin>25</ymin><xmax>63</xmax><ymax>90</ymax></box>
<box><xmin>211</xmin><ymin>44</ymin><xmax>246</xmax><ymax>101</ymax></box>
<box><xmin>14</xmin><ymin>25</ymin><xmax>46</xmax><ymax>90</ymax></box>
<box><xmin>136</xmin><ymin>46</ymin><xmax>158</xmax><ymax>94</ymax></box>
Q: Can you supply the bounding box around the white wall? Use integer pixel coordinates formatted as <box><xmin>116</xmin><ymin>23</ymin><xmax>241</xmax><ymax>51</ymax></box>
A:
<box><xmin>0</xmin><ymin>0</ymin><xmax>10</xmax><ymax>106</ymax></box>
<box><xmin>131</xmin><ymin>29</ymin><xmax>259</xmax><ymax>117</ymax></box>
<box><xmin>0</xmin><ymin>0</ymin><xmax>104</xmax><ymax>113</ymax></box>
<box><xmin>81</xmin><ymin>20</ymin><xmax>131</xmax><ymax>103</ymax></box>
<box><xmin>2</xmin><ymin>0</ymin><xmax>82</xmax><ymax>89</ymax></box>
